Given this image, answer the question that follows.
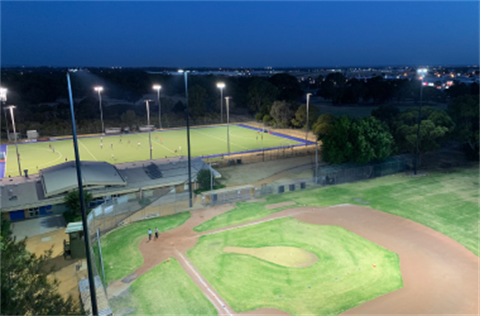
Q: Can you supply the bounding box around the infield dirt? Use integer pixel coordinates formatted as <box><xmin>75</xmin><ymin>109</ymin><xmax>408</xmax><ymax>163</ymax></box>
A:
<box><xmin>108</xmin><ymin>204</ymin><xmax>479</xmax><ymax>315</ymax></box>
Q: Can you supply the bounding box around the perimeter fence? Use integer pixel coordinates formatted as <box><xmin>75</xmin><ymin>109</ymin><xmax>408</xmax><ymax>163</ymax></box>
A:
<box><xmin>86</xmin><ymin>153</ymin><xmax>413</xmax><ymax>294</ymax></box>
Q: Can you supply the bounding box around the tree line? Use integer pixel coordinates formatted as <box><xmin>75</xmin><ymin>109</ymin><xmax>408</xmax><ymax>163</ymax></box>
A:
<box><xmin>314</xmin><ymin>94</ymin><xmax>478</xmax><ymax>164</ymax></box>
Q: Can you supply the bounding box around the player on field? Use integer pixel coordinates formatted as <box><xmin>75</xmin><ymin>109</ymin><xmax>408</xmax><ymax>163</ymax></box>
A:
<box><xmin>137</xmin><ymin>142</ymin><xmax>141</xmax><ymax>147</ymax></box>
<box><xmin>100</xmin><ymin>143</ymin><xmax>103</xmax><ymax>149</ymax></box>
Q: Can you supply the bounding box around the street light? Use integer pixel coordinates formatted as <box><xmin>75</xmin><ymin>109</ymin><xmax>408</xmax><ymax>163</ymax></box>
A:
<box><xmin>178</xmin><ymin>70</ymin><xmax>193</xmax><ymax>208</ymax></box>
<box><xmin>414</xmin><ymin>68</ymin><xmax>428</xmax><ymax>175</ymax></box>
<box><xmin>67</xmin><ymin>70</ymin><xmax>99</xmax><ymax>316</ymax></box>
<box><xmin>153</xmin><ymin>85</ymin><xmax>162</xmax><ymax>129</ymax></box>
<box><xmin>216</xmin><ymin>83</ymin><xmax>225</xmax><ymax>124</ymax></box>
<box><xmin>94</xmin><ymin>86</ymin><xmax>104</xmax><ymax>134</ymax></box>
<box><xmin>144</xmin><ymin>99</ymin><xmax>153</xmax><ymax>160</ymax></box>
<box><xmin>225</xmin><ymin>96</ymin><xmax>232</xmax><ymax>156</ymax></box>
<box><xmin>305</xmin><ymin>93</ymin><xmax>312</xmax><ymax>146</ymax></box>
<box><xmin>1</xmin><ymin>88</ymin><xmax>11</xmax><ymax>141</ymax></box>
<box><xmin>6</xmin><ymin>105</ymin><xmax>22</xmax><ymax>176</ymax></box>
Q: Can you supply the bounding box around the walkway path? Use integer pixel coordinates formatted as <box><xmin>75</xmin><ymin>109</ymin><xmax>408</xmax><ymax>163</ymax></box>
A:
<box><xmin>108</xmin><ymin>204</ymin><xmax>479</xmax><ymax>315</ymax></box>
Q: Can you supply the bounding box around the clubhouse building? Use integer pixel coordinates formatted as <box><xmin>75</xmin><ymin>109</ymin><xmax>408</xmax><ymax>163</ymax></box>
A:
<box><xmin>0</xmin><ymin>157</ymin><xmax>219</xmax><ymax>222</ymax></box>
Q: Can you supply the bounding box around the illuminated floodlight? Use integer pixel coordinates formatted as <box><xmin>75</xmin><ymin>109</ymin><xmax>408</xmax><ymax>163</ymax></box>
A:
<box><xmin>0</xmin><ymin>87</ymin><xmax>7</xmax><ymax>102</ymax></box>
<box><xmin>94</xmin><ymin>86</ymin><xmax>103</xmax><ymax>92</ymax></box>
<box><xmin>153</xmin><ymin>85</ymin><xmax>161</xmax><ymax>91</ymax></box>
<box><xmin>417</xmin><ymin>68</ymin><xmax>428</xmax><ymax>75</ymax></box>
<box><xmin>216</xmin><ymin>82</ymin><xmax>225</xmax><ymax>89</ymax></box>
<box><xmin>178</xmin><ymin>69</ymin><xmax>184</xmax><ymax>73</ymax></box>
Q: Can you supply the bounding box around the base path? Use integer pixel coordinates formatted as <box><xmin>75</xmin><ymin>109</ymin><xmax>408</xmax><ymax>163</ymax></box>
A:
<box><xmin>108</xmin><ymin>204</ymin><xmax>479</xmax><ymax>315</ymax></box>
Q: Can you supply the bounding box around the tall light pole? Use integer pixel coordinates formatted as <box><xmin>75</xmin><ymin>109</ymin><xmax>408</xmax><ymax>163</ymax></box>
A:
<box><xmin>216</xmin><ymin>83</ymin><xmax>225</xmax><ymax>124</ymax></box>
<box><xmin>225</xmin><ymin>96</ymin><xmax>232</xmax><ymax>156</ymax></box>
<box><xmin>305</xmin><ymin>93</ymin><xmax>312</xmax><ymax>146</ymax></box>
<box><xmin>1</xmin><ymin>88</ymin><xmax>10</xmax><ymax>141</ymax></box>
<box><xmin>94</xmin><ymin>86</ymin><xmax>104</xmax><ymax>134</ymax></box>
<box><xmin>153</xmin><ymin>85</ymin><xmax>162</xmax><ymax>129</ymax></box>
<box><xmin>7</xmin><ymin>105</ymin><xmax>22</xmax><ymax>176</ymax></box>
<box><xmin>179</xmin><ymin>70</ymin><xmax>193</xmax><ymax>208</ymax></box>
<box><xmin>0</xmin><ymin>88</ymin><xmax>6</xmax><ymax>151</ymax></box>
<box><xmin>414</xmin><ymin>68</ymin><xmax>427</xmax><ymax>175</ymax></box>
<box><xmin>67</xmin><ymin>70</ymin><xmax>99</xmax><ymax>316</ymax></box>
<box><xmin>144</xmin><ymin>99</ymin><xmax>153</xmax><ymax>160</ymax></box>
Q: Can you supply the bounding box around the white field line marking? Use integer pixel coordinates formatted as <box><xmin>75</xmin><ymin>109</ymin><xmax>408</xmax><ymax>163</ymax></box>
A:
<box><xmin>201</xmin><ymin>216</ymin><xmax>287</xmax><ymax>236</ymax></box>
<box><xmin>176</xmin><ymin>250</ymin><xmax>233</xmax><ymax>316</ymax></box>
<box><xmin>20</xmin><ymin>148</ymin><xmax>64</xmax><ymax>172</ymax></box>
<box><xmin>3</xmin><ymin>146</ymin><xmax>8</xmax><ymax>178</ymax></box>
<box><xmin>78</xmin><ymin>139</ymin><xmax>98</xmax><ymax>161</ymax></box>
<box><xmin>192</xmin><ymin>129</ymin><xmax>249</xmax><ymax>151</ymax></box>
<box><xmin>141</xmin><ymin>135</ymin><xmax>175</xmax><ymax>154</ymax></box>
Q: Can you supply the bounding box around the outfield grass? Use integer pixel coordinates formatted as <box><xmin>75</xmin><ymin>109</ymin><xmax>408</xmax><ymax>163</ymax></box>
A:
<box><xmin>109</xmin><ymin>258</ymin><xmax>218</xmax><ymax>316</ymax></box>
<box><xmin>99</xmin><ymin>212</ymin><xmax>191</xmax><ymax>284</ymax></box>
<box><xmin>193</xmin><ymin>200</ymin><xmax>297</xmax><ymax>232</ymax></box>
<box><xmin>4</xmin><ymin>125</ymin><xmax>302</xmax><ymax>176</ymax></box>
<box><xmin>188</xmin><ymin>217</ymin><xmax>403</xmax><ymax>315</ymax></box>
<box><xmin>195</xmin><ymin>166</ymin><xmax>480</xmax><ymax>256</ymax></box>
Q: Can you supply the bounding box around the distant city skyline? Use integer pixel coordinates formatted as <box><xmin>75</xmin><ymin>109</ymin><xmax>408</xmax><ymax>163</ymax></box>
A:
<box><xmin>1</xmin><ymin>1</ymin><xmax>479</xmax><ymax>68</ymax></box>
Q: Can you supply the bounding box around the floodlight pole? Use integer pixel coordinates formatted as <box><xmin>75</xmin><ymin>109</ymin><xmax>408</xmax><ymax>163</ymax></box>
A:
<box><xmin>414</xmin><ymin>69</ymin><xmax>427</xmax><ymax>175</ymax></box>
<box><xmin>0</xmin><ymin>88</ymin><xmax>6</xmax><ymax>154</ymax></box>
<box><xmin>225</xmin><ymin>97</ymin><xmax>231</xmax><ymax>156</ymax></box>
<box><xmin>153</xmin><ymin>85</ymin><xmax>162</xmax><ymax>130</ymax></box>
<box><xmin>95</xmin><ymin>87</ymin><xmax>104</xmax><ymax>135</ymax></box>
<box><xmin>145</xmin><ymin>100</ymin><xmax>153</xmax><ymax>160</ymax></box>
<box><xmin>67</xmin><ymin>71</ymin><xmax>99</xmax><ymax>316</ymax></box>
<box><xmin>0</xmin><ymin>88</ymin><xmax>10</xmax><ymax>141</ymax></box>
<box><xmin>305</xmin><ymin>93</ymin><xmax>312</xmax><ymax>146</ymax></box>
<box><xmin>182</xmin><ymin>70</ymin><xmax>193</xmax><ymax>208</ymax></box>
<box><xmin>7</xmin><ymin>106</ymin><xmax>22</xmax><ymax>176</ymax></box>
<box><xmin>217</xmin><ymin>83</ymin><xmax>225</xmax><ymax>124</ymax></box>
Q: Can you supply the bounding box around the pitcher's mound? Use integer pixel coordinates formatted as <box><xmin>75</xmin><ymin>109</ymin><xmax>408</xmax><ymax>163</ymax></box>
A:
<box><xmin>223</xmin><ymin>246</ymin><xmax>317</xmax><ymax>268</ymax></box>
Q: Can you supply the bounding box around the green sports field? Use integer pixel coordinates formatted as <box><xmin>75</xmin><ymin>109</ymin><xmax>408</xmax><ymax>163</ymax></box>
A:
<box><xmin>188</xmin><ymin>218</ymin><xmax>403</xmax><ymax>315</ymax></box>
<box><xmin>4</xmin><ymin>125</ymin><xmax>303</xmax><ymax>176</ymax></box>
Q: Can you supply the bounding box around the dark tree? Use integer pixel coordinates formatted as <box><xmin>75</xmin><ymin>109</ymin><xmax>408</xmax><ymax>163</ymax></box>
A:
<box><xmin>1</xmin><ymin>214</ymin><xmax>83</xmax><ymax>315</ymax></box>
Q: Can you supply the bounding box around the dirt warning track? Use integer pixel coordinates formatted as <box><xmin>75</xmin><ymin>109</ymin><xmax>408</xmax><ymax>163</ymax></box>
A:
<box><xmin>112</xmin><ymin>204</ymin><xmax>479</xmax><ymax>315</ymax></box>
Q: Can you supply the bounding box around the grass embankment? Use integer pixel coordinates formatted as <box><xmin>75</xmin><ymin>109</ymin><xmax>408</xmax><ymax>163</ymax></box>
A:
<box><xmin>188</xmin><ymin>217</ymin><xmax>403</xmax><ymax>315</ymax></box>
<box><xmin>196</xmin><ymin>166</ymin><xmax>479</xmax><ymax>256</ymax></box>
<box><xmin>109</xmin><ymin>258</ymin><xmax>218</xmax><ymax>316</ymax></box>
<box><xmin>99</xmin><ymin>212</ymin><xmax>191</xmax><ymax>284</ymax></box>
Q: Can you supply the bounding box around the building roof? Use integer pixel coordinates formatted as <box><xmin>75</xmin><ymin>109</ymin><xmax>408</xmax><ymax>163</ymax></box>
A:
<box><xmin>1</xmin><ymin>157</ymin><xmax>219</xmax><ymax>213</ymax></box>
<box><xmin>41</xmin><ymin>161</ymin><xmax>126</xmax><ymax>197</ymax></box>
<box><xmin>65</xmin><ymin>221</ymin><xmax>84</xmax><ymax>234</ymax></box>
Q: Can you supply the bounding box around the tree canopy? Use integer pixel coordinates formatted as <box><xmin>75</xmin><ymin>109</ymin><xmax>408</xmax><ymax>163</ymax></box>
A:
<box><xmin>321</xmin><ymin>116</ymin><xmax>393</xmax><ymax>164</ymax></box>
<box><xmin>447</xmin><ymin>95</ymin><xmax>479</xmax><ymax>159</ymax></box>
<box><xmin>1</xmin><ymin>214</ymin><xmax>83</xmax><ymax>315</ymax></box>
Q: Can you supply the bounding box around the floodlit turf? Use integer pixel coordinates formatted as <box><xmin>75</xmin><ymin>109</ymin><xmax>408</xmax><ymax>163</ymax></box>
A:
<box><xmin>99</xmin><ymin>212</ymin><xmax>190</xmax><ymax>284</ymax></box>
<box><xmin>187</xmin><ymin>217</ymin><xmax>403</xmax><ymax>315</ymax></box>
<box><xmin>109</xmin><ymin>258</ymin><xmax>218</xmax><ymax>316</ymax></box>
<box><xmin>4</xmin><ymin>125</ymin><xmax>302</xmax><ymax>176</ymax></box>
<box><xmin>196</xmin><ymin>166</ymin><xmax>480</xmax><ymax>256</ymax></box>
<box><xmin>193</xmin><ymin>200</ymin><xmax>297</xmax><ymax>232</ymax></box>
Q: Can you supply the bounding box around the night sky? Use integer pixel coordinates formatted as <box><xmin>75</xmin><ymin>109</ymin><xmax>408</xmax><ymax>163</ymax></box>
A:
<box><xmin>1</xmin><ymin>1</ymin><xmax>478</xmax><ymax>68</ymax></box>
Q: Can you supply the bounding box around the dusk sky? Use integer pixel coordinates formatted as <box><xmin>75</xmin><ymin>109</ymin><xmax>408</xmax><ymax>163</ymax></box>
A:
<box><xmin>1</xmin><ymin>1</ymin><xmax>479</xmax><ymax>68</ymax></box>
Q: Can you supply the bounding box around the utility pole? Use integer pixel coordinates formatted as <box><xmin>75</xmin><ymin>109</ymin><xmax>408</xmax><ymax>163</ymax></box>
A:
<box><xmin>67</xmin><ymin>70</ymin><xmax>99</xmax><ymax>316</ymax></box>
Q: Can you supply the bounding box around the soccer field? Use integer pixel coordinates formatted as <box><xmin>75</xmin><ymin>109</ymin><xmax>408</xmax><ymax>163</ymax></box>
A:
<box><xmin>3</xmin><ymin>125</ymin><xmax>305</xmax><ymax>177</ymax></box>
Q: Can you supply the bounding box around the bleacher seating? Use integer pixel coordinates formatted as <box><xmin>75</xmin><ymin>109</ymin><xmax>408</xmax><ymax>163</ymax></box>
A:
<box><xmin>144</xmin><ymin>163</ymin><xmax>163</xmax><ymax>179</ymax></box>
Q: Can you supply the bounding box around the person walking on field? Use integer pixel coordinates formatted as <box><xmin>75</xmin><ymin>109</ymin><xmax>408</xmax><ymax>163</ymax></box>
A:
<box><xmin>155</xmin><ymin>227</ymin><xmax>158</xmax><ymax>240</ymax></box>
<box><xmin>148</xmin><ymin>228</ymin><xmax>152</xmax><ymax>241</ymax></box>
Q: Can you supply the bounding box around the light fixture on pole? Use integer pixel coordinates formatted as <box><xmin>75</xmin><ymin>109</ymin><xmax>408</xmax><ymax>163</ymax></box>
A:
<box><xmin>0</xmin><ymin>88</ymin><xmax>6</xmax><ymax>151</ymax></box>
<box><xmin>68</xmin><ymin>70</ymin><xmax>99</xmax><ymax>316</ymax></box>
<box><xmin>153</xmin><ymin>85</ymin><xmax>162</xmax><ymax>130</ymax></box>
<box><xmin>414</xmin><ymin>68</ymin><xmax>428</xmax><ymax>175</ymax></box>
<box><xmin>216</xmin><ymin>83</ymin><xmax>225</xmax><ymax>124</ymax></box>
<box><xmin>305</xmin><ymin>93</ymin><xmax>312</xmax><ymax>146</ymax></box>
<box><xmin>144</xmin><ymin>99</ymin><xmax>153</xmax><ymax>160</ymax></box>
<box><xmin>225</xmin><ymin>96</ymin><xmax>232</xmax><ymax>156</ymax></box>
<box><xmin>94</xmin><ymin>86</ymin><xmax>104</xmax><ymax>135</ymax></box>
<box><xmin>1</xmin><ymin>88</ymin><xmax>11</xmax><ymax>142</ymax></box>
<box><xmin>178</xmin><ymin>70</ymin><xmax>193</xmax><ymax>208</ymax></box>
<box><xmin>7</xmin><ymin>105</ymin><xmax>22</xmax><ymax>176</ymax></box>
